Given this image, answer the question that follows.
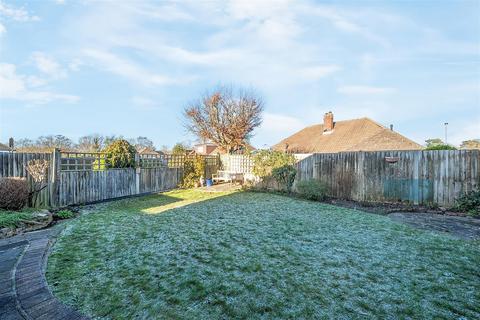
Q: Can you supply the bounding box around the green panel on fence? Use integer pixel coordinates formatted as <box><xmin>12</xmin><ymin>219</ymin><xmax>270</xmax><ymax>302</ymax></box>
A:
<box><xmin>383</xmin><ymin>178</ymin><xmax>433</xmax><ymax>204</ymax></box>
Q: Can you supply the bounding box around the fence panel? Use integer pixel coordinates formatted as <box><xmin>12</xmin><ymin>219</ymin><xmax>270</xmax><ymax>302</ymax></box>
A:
<box><xmin>58</xmin><ymin>169</ymin><xmax>138</xmax><ymax>206</ymax></box>
<box><xmin>0</xmin><ymin>152</ymin><xmax>53</xmax><ymax>207</ymax></box>
<box><xmin>294</xmin><ymin>150</ymin><xmax>480</xmax><ymax>206</ymax></box>
<box><xmin>139</xmin><ymin>167</ymin><xmax>183</xmax><ymax>194</ymax></box>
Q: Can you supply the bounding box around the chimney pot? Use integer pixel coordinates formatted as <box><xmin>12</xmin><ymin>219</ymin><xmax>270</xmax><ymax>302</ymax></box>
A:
<box><xmin>323</xmin><ymin>111</ymin><xmax>334</xmax><ymax>132</ymax></box>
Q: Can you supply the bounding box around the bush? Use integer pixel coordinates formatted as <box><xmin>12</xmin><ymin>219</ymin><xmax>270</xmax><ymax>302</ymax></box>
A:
<box><xmin>103</xmin><ymin>139</ymin><xmax>137</xmax><ymax>168</ymax></box>
<box><xmin>56</xmin><ymin>209</ymin><xmax>74</xmax><ymax>219</ymax></box>
<box><xmin>295</xmin><ymin>179</ymin><xmax>328</xmax><ymax>201</ymax></box>
<box><xmin>425</xmin><ymin>144</ymin><xmax>457</xmax><ymax>150</ymax></box>
<box><xmin>271</xmin><ymin>165</ymin><xmax>296</xmax><ymax>192</ymax></box>
<box><xmin>182</xmin><ymin>155</ymin><xmax>205</xmax><ymax>188</ymax></box>
<box><xmin>253</xmin><ymin>150</ymin><xmax>296</xmax><ymax>179</ymax></box>
<box><xmin>454</xmin><ymin>190</ymin><xmax>480</xmax><ymax>216</ymax></box>
<box><xmin>0</xmin><ymin>177</ymin><xmax>29</xmax><ymax>210</ymax></box>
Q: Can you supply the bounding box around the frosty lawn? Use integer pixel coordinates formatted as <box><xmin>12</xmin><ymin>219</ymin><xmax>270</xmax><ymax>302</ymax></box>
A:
<box><xmin>46</xmin><ymin>190</ymin><xmax>480</xmax><ymax>319</ymax></box>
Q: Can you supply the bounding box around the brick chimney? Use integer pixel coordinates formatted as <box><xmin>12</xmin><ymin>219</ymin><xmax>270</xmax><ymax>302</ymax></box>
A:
<box><xmin>323</xmin><ymin>111</ymin><xmax>334</xmax><ymax>132</ymax></box>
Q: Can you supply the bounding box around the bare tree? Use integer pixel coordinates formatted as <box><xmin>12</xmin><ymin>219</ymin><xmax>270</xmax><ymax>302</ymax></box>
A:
<box><xmin>132</xmin><ymin>136</ymin><xmax>155</xmax><ymax>150</ymax></box>
<box><xmin>37</xmin><ymin>135</ymin><xmax>74</xmax><ymax>150</ymax></box>
<box><xmin>77</xmin><ymin>134</ymin><xmax>105</xmax><ymax>152</ymax></box>
<box><xmin>26</xmin><ymin>159</ymin><xmax>49</xmax><ymax>207</ymax></box>
<box><xmin>183</xmin><ymin>86</ymin><xmax>263</xmax><ymax>154</ymax></box>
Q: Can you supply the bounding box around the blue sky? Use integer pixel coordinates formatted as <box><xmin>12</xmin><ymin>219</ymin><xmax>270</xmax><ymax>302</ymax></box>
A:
<box><xmin>0</xmin><ymin>0</ymin><xmax>479</xmax><ymax>149</ymax></box>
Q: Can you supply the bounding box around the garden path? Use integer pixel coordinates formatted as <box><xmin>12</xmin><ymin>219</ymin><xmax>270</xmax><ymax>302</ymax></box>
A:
<box><xmin>0</xmin><ymin>227</ymin><xmax>88</xmax><ymax>320</ymax></box>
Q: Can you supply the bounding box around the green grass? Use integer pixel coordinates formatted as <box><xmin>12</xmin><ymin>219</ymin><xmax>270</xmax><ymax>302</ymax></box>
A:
<box><xmin>47</xmin><ymin>190</ymin><xmax>480</xmax><ymax>319</ymax></box>
<box><xmin>0</xmin><ymin>208</ymin><xmax>37</xmax><ymax>228</ymax></box>
<box><xmin>56</xmin><ymin>209</ymin><xmax>75</xmax><ymax>219</ymax></box>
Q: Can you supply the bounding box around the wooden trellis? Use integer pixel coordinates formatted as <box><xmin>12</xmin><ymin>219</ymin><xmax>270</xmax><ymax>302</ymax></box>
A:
<box><xmin>60</xmin><ymin>152</ymin><xmax>107</xmax><ymax>171</ymax></box>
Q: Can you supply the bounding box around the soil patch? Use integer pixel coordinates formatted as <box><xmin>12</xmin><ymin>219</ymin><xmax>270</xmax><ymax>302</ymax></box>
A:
<box><xmin>388</xmin><ymin>212</ymin><xmax>480</xmax><ymax>240</ymax></box>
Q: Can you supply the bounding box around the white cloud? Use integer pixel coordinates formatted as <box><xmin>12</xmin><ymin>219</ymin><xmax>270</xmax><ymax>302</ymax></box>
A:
<box><xmin>338</xmin><ymin>85</ymin><xmax>396</xmax><ymax>95</ymax></box>
<box><xmin>305</xmin><ymin>5</ymin><xmax>389</xmax><ymax>47</ymax></box>
<box><xmin>131</xmin><ymin>96</ymin><xmax>160</xmax><ymax>110</ymax></box>
<box><xmin>0</xmin><ymin>63</ymin><xmax>24</xmax><ymax>98</ymax></box>
<box><xmin>50</xmin><ymin>0</ymin><xmax>346</xmax><ymax>97</ymax></box>
<box><xmin>0</xmin><ymin>63</ymin><xmax>79</xmax><ymax>104</ymax></box>
<box><xmin>68</xmin><ymin>59</ymin><xmax>83</xmax><ymax>71</ymax></box>
<box><xmin>0</xmin><ymin>2</ymin><xmax>39</xmax><ymax>22</ymax></box>
<box><xmin>0</xmin><ymin>22</ymin><xmax>6</xmax><ymax>35</ymax></box>
<box><xmin>83</xmin><ymin>48</ymin><xmax>193</xmax><ymax>86</ymax></box>
<box><xmin>298</xmin><ymin>65</ymin><xmax>341</xmax><ymax>80</ymax></box>
<box><xmin>31</xmin><ymin>52</ymin><xmax>67</xmax><ymax>79</ymax></box>
<box><xmin>128</xmin><ymin>2</ymin><xmax>194</xmax><ymax>21</ymax></box>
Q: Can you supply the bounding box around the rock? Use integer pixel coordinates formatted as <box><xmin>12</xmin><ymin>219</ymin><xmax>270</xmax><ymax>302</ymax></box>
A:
<box><xmin>0</xmin><ymin>227</ymin><xmax>15</xmax><ymax>239</ymax></box>
<box><xmin>38</xmin><ymin>209</ymin><xmax>50</xmax><ymax>217</ymax></box>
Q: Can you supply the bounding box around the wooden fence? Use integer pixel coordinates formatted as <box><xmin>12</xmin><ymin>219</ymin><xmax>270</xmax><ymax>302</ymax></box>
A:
<box><xmin>3</xmin><ymin>150</ymin><xmax>478</xmax><ymax>207</ymax></box>
<box><xmin>295</xmin><ymin>150</ymin><xmax>480</xmax><ymax>206</ymax></box>
<box><xmin>0</xmin><ymin>151</ymin><xmax>219</xmax><ymax>207</ymax></box>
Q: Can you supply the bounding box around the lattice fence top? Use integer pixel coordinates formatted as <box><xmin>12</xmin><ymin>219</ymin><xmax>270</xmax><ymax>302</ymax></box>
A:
<box><xmin>60</xmin><ymin>152</ymin><xmax>107</xmax><ymax>171</ymax></box>
<box><xmin>220</xmin><ymin>154</ymin><xmax>254</xmax><ymax>174</ymax></box>
<box><xmin>59</xmin><ymin>152</ymin><xmax>220</xmax><ymax>171</ymax></box>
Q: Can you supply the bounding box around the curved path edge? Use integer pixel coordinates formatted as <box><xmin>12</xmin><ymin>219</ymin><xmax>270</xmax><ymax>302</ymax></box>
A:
<box><xmin>0</xmin><ymin>227</ymin><xmax>89</xmax><ymax>320</ymax></box>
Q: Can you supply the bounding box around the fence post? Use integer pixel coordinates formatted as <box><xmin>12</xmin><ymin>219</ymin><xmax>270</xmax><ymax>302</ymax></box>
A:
<box><xmin>135</xmin><ymin>153</ymin><xmax>140</xmax><ymax>195</ymax></box>
<box><xmin>50</xmin><ymin>148</ymin><xmax>61</xmax><ymax>207</ymax></box>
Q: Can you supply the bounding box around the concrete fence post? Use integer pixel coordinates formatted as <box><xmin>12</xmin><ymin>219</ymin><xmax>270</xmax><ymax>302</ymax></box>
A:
<box><xmin>135</xmin><ymin>153</ymin><xmax>140</xmax><ymax>195</ymax></box>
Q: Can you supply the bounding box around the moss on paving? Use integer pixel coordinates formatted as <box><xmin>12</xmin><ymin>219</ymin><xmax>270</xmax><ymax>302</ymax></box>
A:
<box><xmin>0</xmin><ymin>208</ymin><xmax>37</xmax><ymax>228</ymax></box>
<box><xmin>47</xmin><ymin>190</ymin><xmax>480</xmax><ymax>319</ymax></box>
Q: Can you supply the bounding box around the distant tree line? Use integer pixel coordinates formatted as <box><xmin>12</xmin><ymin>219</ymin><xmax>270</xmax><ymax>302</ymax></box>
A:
<box><xmin>425</xmin><ymin>138</ymin><xmax>480</xmax><ymax>150</ymax></box>
<box><xmin>13</xmin><ymin>135</ymin><xmax>157</xmax><ymax>153</ymax></box>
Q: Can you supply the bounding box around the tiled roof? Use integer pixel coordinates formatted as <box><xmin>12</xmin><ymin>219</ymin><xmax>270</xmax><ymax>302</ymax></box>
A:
<box><xmin>272</xmin><ymin>117</ymin><xmax>422</xmax><ymax>153</ymax></box>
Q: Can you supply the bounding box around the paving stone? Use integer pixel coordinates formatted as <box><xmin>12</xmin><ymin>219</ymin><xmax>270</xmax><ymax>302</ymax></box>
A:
<box><xmin>0</xmin><ymin>283</ymin><xmax>12</xmax><ymax>295</ymax></box>
<box><xmin>20</xmin><ymin>291</ymin><xmax>53</xmax><ymax>310</ymax></box>
<box><xmin>17</xmin><ymin>287</ymin><xmax>49</xmax><ymax>301</ymax></box>
<box><xmin>0</xmin><ymin>301</ymin><xmax>24</xmax><ymax>320</ymax></box>
<box><xmin>0</xmin><ymin>290</ymin><xmax>14</xmax><ymax>300</ymax></box>
<box><xmin>0</xmin><ymin>270</ymin><xmax>12</xmax><ymax>281</ymax></box>
<box><xmin>26</xmin><ymin>298</ymin><xmax>71</xmax><ymax>319</ymax></box>
<box><xmin>0</xmin><ymin>240</ymin><xmax>28</xmax><ymax>252</ymax></box>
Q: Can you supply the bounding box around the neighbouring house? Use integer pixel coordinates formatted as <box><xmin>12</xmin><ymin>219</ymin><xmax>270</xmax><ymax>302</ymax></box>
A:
<box><xmin>137</xmin><ymin>147</ymin><xmax>164</xmax><ymax>158</ymax></box>
<box><xmin>272</xmin><ymin>111</ymin><xmax>422</xmax><ymax>153</ymax></box>
<box><xmin>0</xmin><ymin>142</ymin><xmax>10</xmax><ymax>152</ymax></box>
<box><xmin>193</xmin><ymin>143</ymin><xmax>219</xmax><ymax>155</ymax></box>
<box><xmin>193</xmin><ymin>142</ymin><xmax>256</xmax><ymax>155</ymax></box>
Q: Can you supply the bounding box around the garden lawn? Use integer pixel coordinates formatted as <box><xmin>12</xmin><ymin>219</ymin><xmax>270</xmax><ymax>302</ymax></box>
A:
<box><xmin>47</xmin><ymin>190</ymin><xmax>480</xmax><ymax>319</ymax></box>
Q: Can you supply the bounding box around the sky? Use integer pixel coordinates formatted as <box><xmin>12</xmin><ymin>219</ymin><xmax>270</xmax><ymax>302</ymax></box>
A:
<box><xmin>0</xmin><ymin>0</ymin><xmax>479</xmax><ymax>149</ymax></box>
